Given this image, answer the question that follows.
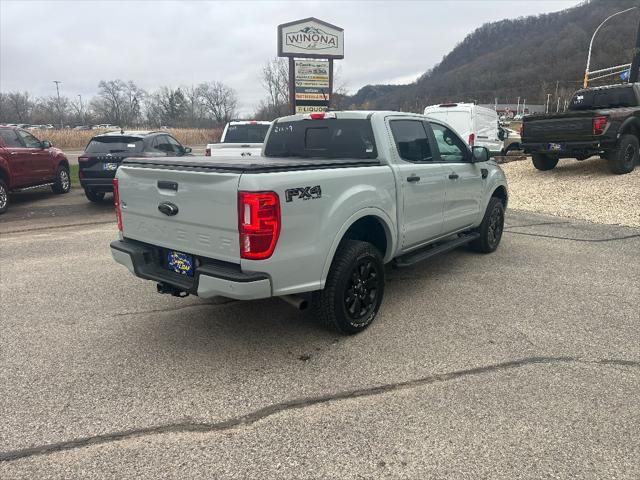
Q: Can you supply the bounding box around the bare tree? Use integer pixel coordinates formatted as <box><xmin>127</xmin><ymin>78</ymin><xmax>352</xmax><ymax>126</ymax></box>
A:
<box><xmin>4</xmin><ymin>91</ymin><xmax>34</xmax><ymax>123</ymax></box>
<box><xmin>92</xmin><ymin>80</ymin><xmax>146</xmax><ymax>127</ymax></box>
<box><xmin>199</xmin><ymin>81</ymin><xmax>238</xmax><ymax>124</ymax></box>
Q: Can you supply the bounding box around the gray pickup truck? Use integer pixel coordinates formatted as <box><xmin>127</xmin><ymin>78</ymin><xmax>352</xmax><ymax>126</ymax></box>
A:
<box><xmin>110</xmin><ymin>111</ymin><xmax>508</xmax><ymax>334</ymax></box>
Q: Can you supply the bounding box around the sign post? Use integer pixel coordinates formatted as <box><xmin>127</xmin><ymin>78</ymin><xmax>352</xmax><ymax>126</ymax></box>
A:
<box><xmin>278</xmin><ymin>17</ymin><xmax>344</xmax><ymax>115</ymax></box>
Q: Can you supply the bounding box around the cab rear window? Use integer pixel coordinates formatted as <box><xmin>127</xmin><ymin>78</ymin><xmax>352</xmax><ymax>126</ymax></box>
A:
<box><xmin>223</xmin><ymin>124</ymin><xmax>270</xmax><ymax>143</ymax></box>
<box><xmin>264</xmin><ymin>119</ymin><xmax>377</xmax><ymax>159</ymax></box>
<box><xmin>569</xmin><ymin>86</ymin><xmax>638</xmax><ymax>110</ymax></box>
<box><xmin>85</xmin><ymin>137</ymin><xmax>144</xmax><ymax>154</ymax></box>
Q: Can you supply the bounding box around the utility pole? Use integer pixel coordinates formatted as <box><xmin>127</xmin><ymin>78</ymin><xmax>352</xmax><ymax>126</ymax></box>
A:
<box><xmin>522</xmin><ymin>99</ymin><xmax>526</xmax><ymax>116</ymax></box>
<box><xmin>630</xmin><ymin>13</ymin><xmax>640</xmax><ymax>83</ymax></box>
<box><xmin>494</xmin><ymin>97</ymin><xmax>498</xmax><ymax>111</ymax></box>
<box><xmin>556</xmin><ymin>96</ymin><xmax>561</xmax><ymax>113</ymax></box>
<box><xmin>78</xmin><ymin>94</ymin><xmax>83</xmax><ymax>125</ymax></box>
<box><xmin>53</xmin><ymin>80</ymin><xmax>62</xmax><ymax>129</ymax></box>
<box><xmin>516</xmin><ymin>96</ymin><xmax>520</xmax><ymax>116</ymax></box>
<box><xmin>546</xmin><ymin>93</ymin><xmax>551</xmax><ymax>114</ymax></box>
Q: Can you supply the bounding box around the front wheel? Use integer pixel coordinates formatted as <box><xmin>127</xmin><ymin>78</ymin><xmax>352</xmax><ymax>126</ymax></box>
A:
<box><xmin>84</xmin><ymin>188</ymin><xmax>105</xmax><ymax>203</ymax></box>
<box><xmin>312</xmin><ymin>240</ymin><xmax>385</xmax><ymax>334</ymax></box>
<box><xmin>606</xmin><ymin>134</ymin><xmax>638</xmax><ymax>174</ymax></box>
<box><xmin>52</xmin><ymin>165</ymin><xmax>71</xmax><ymax>194</ymax></box>
<box><xmin>532</xmin><ymin>153</ymin><xmax>559</xmax><ymax>171</ymax></box>
<box><xmin>470</xmin><ymin>197</ymin><xmax>505</xmax><ymax>254</ymax></box>
<box><xmin>0</xmin><ymin>180</ymin><xmax>9</xmax><ymax>214</ymax></box>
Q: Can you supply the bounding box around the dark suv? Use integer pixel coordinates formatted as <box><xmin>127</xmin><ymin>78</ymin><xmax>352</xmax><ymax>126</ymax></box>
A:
<box><xmin>78</xmin><ymin>131</ymin><xmax>191</xmax><ymax>202</ymax></box>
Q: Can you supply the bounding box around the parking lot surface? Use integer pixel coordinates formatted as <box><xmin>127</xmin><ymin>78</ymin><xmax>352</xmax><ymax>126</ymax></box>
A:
<box><xmin>0</xmin><ymin>189</ymin><xmax>638</xmax><ymax>478</ymax></box>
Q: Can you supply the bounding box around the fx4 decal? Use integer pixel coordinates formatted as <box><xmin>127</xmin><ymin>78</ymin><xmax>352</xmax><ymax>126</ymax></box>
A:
<box><xmin>285</xmin><ymin>185</ymin><xmax>322</xmax><ymax>202</ymax></box>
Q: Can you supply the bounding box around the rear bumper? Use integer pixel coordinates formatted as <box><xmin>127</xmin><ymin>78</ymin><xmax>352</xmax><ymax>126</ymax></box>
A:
<box><xmin>110</xmin><ymin>239</ymin><xmax>272</xmax><ymax>300</ymax></box>
<box><xmin>522</xmin><ymin>140</ymin><xmax>602</xmax><ymax>156</ymax></box>
<box><xmin>80</xmin><ymin>177</ymin><xmax>114</xmax><ymax>192</ymax></box>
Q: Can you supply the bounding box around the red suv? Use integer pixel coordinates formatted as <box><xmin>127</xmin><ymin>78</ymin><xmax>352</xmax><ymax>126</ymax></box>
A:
<box><xmin>0</xmin><ymin>126</ymin><xmax>71</xmax><ymax>214</ymax></box>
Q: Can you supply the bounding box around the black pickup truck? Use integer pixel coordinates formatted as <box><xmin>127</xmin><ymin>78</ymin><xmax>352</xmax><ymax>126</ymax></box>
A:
<box><xmin>522</xmin><ymin>83</ymin><xmax>640</xmax><ymax>174</ymax></box>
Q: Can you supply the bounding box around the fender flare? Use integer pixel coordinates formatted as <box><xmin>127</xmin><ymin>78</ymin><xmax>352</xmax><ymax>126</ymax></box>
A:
<box><xmin>319</xmin><ymin>207</ymin><xmax>397</xmax><ymax>288</ymax></box>
<box><xmin>618</xmin><ymin>117</ymin><xmax>640</xmax><ymax>139</ymax></box>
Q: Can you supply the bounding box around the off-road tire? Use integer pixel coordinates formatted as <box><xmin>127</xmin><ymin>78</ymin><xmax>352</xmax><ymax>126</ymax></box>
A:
<box><xmin>470</xmin><ymin>197</ymin><xmax>505</xmax><ymax>254</ymax></box>
<box><xmin>84</xmin><ymin>188</ymin><xmax>105</xmax><ymax>203</ymax></box>
<box><xmin>606</xmin><ymin>134</ymin><xmax>638</xmax><ymax>175</ymax></box>
<box><xmin>312</xmin><ymin>240</ymin><xmax>385</xmax><ymax>335</ymax></box>
<box><xmin>52</xmin><ymin>165</ymin><xmax>71</xmax><ymax>194</ymax></box>
<box><xmin>532</xmin><ymin>153</ymin><xmax>559</xmax><ymax>171</ymax></box>
<box><xmin>0</xmin><ymin>180</ymin><xmax>8</xmax><ymax>214</ymax></box>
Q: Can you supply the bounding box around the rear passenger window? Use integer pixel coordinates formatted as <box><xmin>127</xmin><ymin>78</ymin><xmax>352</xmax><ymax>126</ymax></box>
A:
<box><xmin>0</xmin><ymin>129</ymin><xmax>22</xmax><ymax>148</ymax></box>
<box><xmin>389</xmin><ymin>120</ymin><xmax>433</xmax><ymax>162</ymax></box>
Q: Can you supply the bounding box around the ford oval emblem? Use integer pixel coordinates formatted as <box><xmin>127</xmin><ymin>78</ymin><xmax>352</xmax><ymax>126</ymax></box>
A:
<box><xmin>158</xmin><ymin>201</ymin><xmax>179</xmax><ymax>216</ymax></box>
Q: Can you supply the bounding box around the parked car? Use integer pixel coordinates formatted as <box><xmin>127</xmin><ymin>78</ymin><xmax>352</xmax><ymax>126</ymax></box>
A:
<box><xmin>498</xmin><ymin>126</ymin><xmax>522</xmax><ymax>155</ymax></box>
<box><xmin>522</xmin><ymin>83</ymin><xmax>640</xmax><ymax>174</ymax></box>
<box><xmin>78</xmin><ymin>130</ymin><xmax>192</xmax><ymax>202</ymax></box>
<box><xmin>110</xmin><ymin>111</ymin><xmax>508</xmax><ymax>334</ymax></box>
<box><xmin>424</xmin><ymin>103</ymin><xmax>502</xmax><ymax>153</ymax></box>
<box><xmin>0</xmin><ymin>126</ymin><xmax>71</xmax><ymax>214</ymax></box>
<box><xmin>205</xmin><ymin>120</ymin><xmax>271</xmax><ymax>157</ymax></box>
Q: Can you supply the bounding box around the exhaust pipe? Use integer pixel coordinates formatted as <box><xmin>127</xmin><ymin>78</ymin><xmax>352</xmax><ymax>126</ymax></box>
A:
<box><xmin>280</xmin><ymin>295</ymin><xmax>309</xmax><ymax>311</ymax></box>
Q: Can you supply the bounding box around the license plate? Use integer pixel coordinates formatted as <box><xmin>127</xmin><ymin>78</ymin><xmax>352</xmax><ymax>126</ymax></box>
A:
<box><xmin>547</xmin><ymin>143</ymin><xmax>562</xmax><ymax>151</ymax></box>
<box><xmin>166</xmin><ymin>250</ymin><xmax>194</xmax><ymax>277</ymax></box>
<box><xmin>102</xmin><ymin>162</ymin><xmax>118</xmax><ymax>171</ymax></box>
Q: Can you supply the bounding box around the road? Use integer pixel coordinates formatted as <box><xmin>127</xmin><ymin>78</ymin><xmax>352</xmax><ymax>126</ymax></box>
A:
<box><xmin>1</xmin><ymin>189</ymin><xmax>639</xmax><ymax>479</ymax></box>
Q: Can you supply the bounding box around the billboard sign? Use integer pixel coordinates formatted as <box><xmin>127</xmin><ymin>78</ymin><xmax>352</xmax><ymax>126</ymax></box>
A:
<box><xmin>278</xmin><ymin>17</ymin><xmax>344</xmax><ymax>59</ymax></box>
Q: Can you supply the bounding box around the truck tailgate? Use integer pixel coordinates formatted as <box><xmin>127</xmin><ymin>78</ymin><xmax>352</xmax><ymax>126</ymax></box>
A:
<box><xmin>524</xmin><ymin>113</ymin><xmax>595</xmax><ymax>142</ymax></box>
<box><xmin>117</xmin><ymin>164</ymin><xmax>241</xmax><ymax>263</ymax></box>
<box><xmin>209</xmin><ymin>143</ymin><xmax>263</xmax><ymax>157</ymax></box>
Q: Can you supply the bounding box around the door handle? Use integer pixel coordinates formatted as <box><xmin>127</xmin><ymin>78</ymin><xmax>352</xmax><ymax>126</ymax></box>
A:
<box><xmin>10</xmin><ymin>151</ymin><xmax>18</xmax><ymax>155</ymax></box>
<box><xmin>407</xmin><ymin>175</ymin><xmax>420</xmax><ymax>183</ymax></box>
<box><xmin>448</xmin><ymin>173</ymin><xmax>459</xmax><ymax>180</ymax></box>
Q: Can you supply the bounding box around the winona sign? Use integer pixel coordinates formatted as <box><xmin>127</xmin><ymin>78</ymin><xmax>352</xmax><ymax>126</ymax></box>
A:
<box><xmin>285</xmin><ymin>27</ymin><xmax>338</xmax><ymax>51</ymax></box>
<box><xmin>278</xmin><ymin>17</ymin><xmax>344</xmax><ymax>59</ymax></box>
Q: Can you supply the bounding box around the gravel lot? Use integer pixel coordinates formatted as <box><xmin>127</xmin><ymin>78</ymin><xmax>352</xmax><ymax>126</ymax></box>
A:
<box><xmin>501</xmin><ymin>157</ymin><xmax>640</xmax><ymax>228</ymax></box>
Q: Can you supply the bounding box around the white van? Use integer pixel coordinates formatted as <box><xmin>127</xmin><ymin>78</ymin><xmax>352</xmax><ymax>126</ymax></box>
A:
<box><xmin>424</xmin><ymin>103</ymin><xmax>502</xmax><ymax>153</ymax></box>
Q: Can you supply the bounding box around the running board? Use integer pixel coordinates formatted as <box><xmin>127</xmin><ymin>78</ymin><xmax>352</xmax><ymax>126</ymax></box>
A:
<box><xmin>393</xmin><ymin>233</ymin><xmax>480</xmax><ymax>268</ymax></box>
<box><xmin>15</xmin><ymin>183</ymin><xmax>54</xmax><ymax>192</ymax></box>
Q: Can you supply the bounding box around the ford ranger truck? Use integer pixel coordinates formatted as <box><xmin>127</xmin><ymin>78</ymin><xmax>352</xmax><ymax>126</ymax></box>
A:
<box><xmin>204</xmin><ymin>121</ymin><xmax>271</xmax><ymax>158</ymax></box>
<box><xmin>522</xmin><ymin>83</ymin><xmax>640</xmax><ymax>174</ymax></box>
<box><xmin>110</xmin><ymin>111</ymin><xmax>508</xmax><ymax>334</ymax></box>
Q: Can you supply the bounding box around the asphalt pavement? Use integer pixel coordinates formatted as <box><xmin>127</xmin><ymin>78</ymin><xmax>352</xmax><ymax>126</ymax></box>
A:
<box><xmin>0</xmin><ymin>189</ymin><xmax>638</xmax><ymax>479</ymax></box>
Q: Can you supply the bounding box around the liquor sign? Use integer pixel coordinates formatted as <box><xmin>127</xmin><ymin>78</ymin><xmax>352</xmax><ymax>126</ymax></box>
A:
<box><xmin>278</xmin><ymin>17</ymin><xmax>343</xmax><ymax>115</ymax></box>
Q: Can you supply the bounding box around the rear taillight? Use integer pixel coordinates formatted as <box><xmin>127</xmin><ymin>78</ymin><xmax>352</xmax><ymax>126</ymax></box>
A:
<box><xmin>520</xmin><ymin>125</ymin><xmax>524</xmax><ymax>137</ymax></box>
<box><xmin>205</xmin><ymin>148</ymin><xmax>211</xmax><ymax>156</ymax></box>
<box><xmin>113</xmin><ymin>178</ymin><xmax>122</xmax><ymax>231</ymax></box>
<box><xmin>238</xmin><ymin>191</ymin><xmax>280</xmax><ymax>260</ymax></box>
<box><xmin>468</xmin><ymin>133</ymin><xmax>475</xmax><ymax>146</ymax></box>
<box><xmin>592</xmin><ymin>116</ymin><xmax>608</xmax><ymax>135</ymax></box>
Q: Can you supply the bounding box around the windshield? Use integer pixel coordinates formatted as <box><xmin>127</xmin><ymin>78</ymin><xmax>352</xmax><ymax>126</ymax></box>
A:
<box><xmin>85</xmin><ymin>136</ymin><xmax>144</xmax><ymax>154</ymax></box>
<box><xmin>569</xmin><ymin>86</ymin><xmax>637</xmax><ymax>111</ymax></box>
<box><xmin>264</xmin><ymin>119</ymin><xmax>377</xmax><ymax>159</ymax></box>
<box><xmin>223</xmin><ymin>124</ymin><xmax>270</xmax><ymax>143</ymax></box>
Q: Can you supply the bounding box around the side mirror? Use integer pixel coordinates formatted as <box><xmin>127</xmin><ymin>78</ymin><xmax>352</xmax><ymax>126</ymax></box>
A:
<box><xmin>41</xmin><ymin>140</ymin><xmax>52</xmax><ymax>149</ymax></box>
<box><xmin>471</xmin><ymin>146</ymin><xmax>489</xmax><ymax>163</ymax></box>
<box><xmin>184</xmin><ymin>147</ymin><xmax>192</xmax><ymax>154</ymax></box>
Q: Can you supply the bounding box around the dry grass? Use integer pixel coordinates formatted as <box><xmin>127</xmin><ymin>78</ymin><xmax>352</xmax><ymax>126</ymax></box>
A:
<box><xmin>502</xmin><ymin>156</ymin><xmax>640</xmax><ymax>228</ymax></box>
<box><xmin>35</xmin><ymin>128</ymin><xmax>222</xmax><ymax>150</ymax></box>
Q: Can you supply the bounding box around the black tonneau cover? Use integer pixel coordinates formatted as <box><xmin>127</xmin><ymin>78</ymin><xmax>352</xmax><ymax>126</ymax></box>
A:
<box><xmin>122</xmin><ymin>155</ymin><xmax>381</xmax><ymax>173</ymax></box>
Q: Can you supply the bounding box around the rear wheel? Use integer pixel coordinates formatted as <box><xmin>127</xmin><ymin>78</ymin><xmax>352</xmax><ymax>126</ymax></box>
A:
<box><xmin>84</xmin><ymin>188</ymin><xmax>105</xmax><ymax>203</ymax></box>
<box><xmin>312</xmin><ymin>240</ymin><xmax>384</xmax><ymax>334</ymax></box>
<box><xmin>470</xmin><ymin>197</ymin><xmax>505</xmax><ymax>254</ymax></box>
<box><xmin>52</xmin><ymin>165</ymin><xmax>71</xmax><ymax>194</ymax></box>
<box><xmin>532</xmin><ymin>153</ymin><xmax>559</xmax><ymax>171</ymax></box>
<box><xmin>0</xmin><ymin>180</ymin><xmax>8</xmax><ymax>214</ymax></box>
<box><xmin>606</xmin><ymin>134</ymin><xmax>638</xmax><ymax>175</ymax></box>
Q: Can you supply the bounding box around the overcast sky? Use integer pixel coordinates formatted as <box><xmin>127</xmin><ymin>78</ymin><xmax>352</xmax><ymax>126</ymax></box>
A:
<box><xmin>1</xmin><ymin>0</ymin><xmax>581</xmax><ymax>114</ymax></box>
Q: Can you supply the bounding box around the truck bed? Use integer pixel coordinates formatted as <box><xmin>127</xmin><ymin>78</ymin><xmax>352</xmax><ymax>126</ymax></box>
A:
<box><xmin>123</xmin><ymin>155</ymin><xmax>381</xmax><ymax>173</ymax></box>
